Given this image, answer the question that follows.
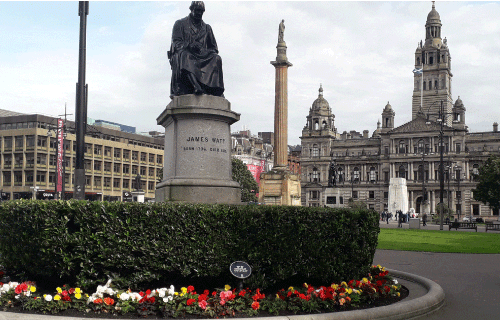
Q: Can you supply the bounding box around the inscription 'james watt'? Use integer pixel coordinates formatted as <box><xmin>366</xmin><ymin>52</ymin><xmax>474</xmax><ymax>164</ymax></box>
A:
<box><xmin>186</xmin><ymin>136</ymin><xmax>226</xmax><ymax>144</ymax></box>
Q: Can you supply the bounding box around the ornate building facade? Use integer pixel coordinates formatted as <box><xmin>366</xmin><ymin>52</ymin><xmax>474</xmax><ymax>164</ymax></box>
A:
<box><xmin>300</xmin><ymin>3</ymin><xmax>500</xmax><ymax>221</ymax></box>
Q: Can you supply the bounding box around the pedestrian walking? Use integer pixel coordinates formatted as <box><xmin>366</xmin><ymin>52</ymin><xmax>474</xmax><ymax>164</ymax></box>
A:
<box><xmin>422</xmin><ymin>213</ymin><xmax>427</xmax><ymax>226</ymax></box>
<box><xmin>398</xmin><ymin>210</ymin><xmax>403</xmax><ymax>228</ymax></box>
<box><xmin>386</xmin><ymin>212</ymin><xmax>391</xmax><ymax>224</ymax></box>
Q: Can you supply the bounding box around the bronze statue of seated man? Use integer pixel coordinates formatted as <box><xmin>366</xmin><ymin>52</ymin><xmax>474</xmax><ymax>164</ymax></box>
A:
<box><xmin>168</xmin><ymin>1</ymin><xmax>224</xmax><ymax>98</ymax></box>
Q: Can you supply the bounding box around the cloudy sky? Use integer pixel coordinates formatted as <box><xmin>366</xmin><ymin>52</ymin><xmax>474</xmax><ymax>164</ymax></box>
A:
<box><xmin>1</xmin><ymin>1</ymin><xmax>499</xmax><ymax>145</ymax></box>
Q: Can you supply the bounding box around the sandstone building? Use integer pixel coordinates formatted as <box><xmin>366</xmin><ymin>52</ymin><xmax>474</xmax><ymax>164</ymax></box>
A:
<box><xmin>300</xmin><ymin>3</ymin><xmax>500</xmax><ymax>221</ymax></box>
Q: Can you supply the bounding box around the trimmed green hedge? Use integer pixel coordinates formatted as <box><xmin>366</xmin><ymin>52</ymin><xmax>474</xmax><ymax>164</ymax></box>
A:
<box><xmin>0</xmin><ymin>200</ymin><xmax>379</xmax><ymax>290</ymax></box>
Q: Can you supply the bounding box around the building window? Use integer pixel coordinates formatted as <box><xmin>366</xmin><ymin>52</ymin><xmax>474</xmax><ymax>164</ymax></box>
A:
<box><xmin>113</xmin><ymin>163</ymin><xmax>121</xmax><ymax>173</ymax></box>
<box><xmin>104</xmin><ymin>162</ymin><xmax>112</xmax><ymax>172</ymax></box>
<box><xmin>94</xmin><ymin>176</ymin><xmax>102</xmax><ymax>187</ymax></box>
<box><xmin>312</xmin><ymin>144</ymin><xmax>319</xmax><ymax>157</ymax></box>
<box><xmin>148</xmin><ymin>181</ymin><xmax>155</xmax><ymax>190</ymax></box>
<box><xmin>398</xmin><ymin>165</ymin><xmax>407</xmax><ymax>179</ymax></box>
<box><xmin>140</xmin><ymin>166</ymin><xmax>147</xmax><ymax>176</ymax></box>
<box><xmin>369</xmin><ymin>167</ymin><xmax>376</xmax><ymax>181</ymax></box>
<box><xmin>472</xmin><ymin>204</ymin><xmax>480</xmax><ymax>216</ymax></box>
<box><xmin>149</xmin><ymin>154</ymin><xmax>155</xmax><ymax>163</ymax></box>
<box><xmin>114</xmin><ymin>148</ymin><xmax>121</xmax><ymax>158</ymax></box>
<box><xmin>399</xmin><ymin>141</ymin><xmax>406</xmax><ymax>154</ymax></box>
<box><xmin>140</xmin><ymin>153</ymin><xmax>147</xmax><ymax>162</ymax></box>
<box><xmin>36</xmin><ymin>154</ymin><xmax>47</xmax><ymax>165</ymax></box>
<box><xmin>15</xmin><ymin>136</ymin><xmax>23</xmax><ymax>149</ymax></box>
<box><xmin>94</xmin><ymin>161</ymin><xmax>102</xmax><ymax>171</ymax></box>
<box><xmin>310</xmin><ymin>190</ymin><xmax>319</xmax><ymax>200</ymax></box>
<box><xmin>384</xmin><ymin>192</ymin><xmax>388</xmax><ymax>199</ymax></box>
<box><xmin>353</xmin><ymin>167</ymin><xmax>360</xmax><ymax>182</ymax></box>
<box><xmin>123</xmin><ymin>150</ymin><xmax>130</xmax><ymax>159</ymax></box>
<box><xmin>352</xmin><ymin>191</ymin><xmax>358</xmax><ymax>199</ymax></box>
<box><xmin>104</xmin><ymin>146</ymin><xmax>112</xmax><ymax>157</ymax></box>
<box><xmin>123</xmin><ymin>179</ymin><xmax>129</xmax><ymax>189</ymax></box>
<box><xmin>113</xmin><ymin>178</ymin><xmax>121</xmax><ymax>188</ymax></box>
<box><xmin>86</xmin><ymin>175</ymin><xmax>91</xmax><ymax>186</ymax></box>
<box><xmin>369</xmin><ymin>191</ymin><xmax>375</xmax><ymax>199</ymax></box>
<box><xmin>25</xmin><ymin>171</ymin><xmax>34</xmax><ymax>183</ymax></box>
<box><xmin>311</xmin><ymin>167</ymin><xmax>319</xmax><ymax>182</ymax></box>
<box><xmin>456</xmin><ymin>143</ymin><xmax>461</xmax><ymax>154</ymax></box>
<box><xmin>132</xmin><ymin>151</ymin><xmax>139</xmax><ymax>161</ymax></box>
<box><xmin>132</xmin><ymin>165</ymin><xmax>138</xmax><ymax>175</ymax></box>
<box><xmin>123</xmin><ymin>164</ymin><xmax>130</xmax><ymax>174</ymax></box>
<box><xmin>104</xmin><ymin>177</ymin><xmax>111</xmax><ymax>188</ymax></box>
<box><xmin>472</xmin><ymin>164</ymin><xmax>479</xmax><ymax>180</ymax></box>
<box><xmin>26</xmin><ymin>135</ymin><xmax>35</xmax><ymax>148</ymax></box>
<box><xmin>148</xmin><ymin>167</ymin><xmax>155</xmax><ymax>177</ymax></box>
<box><xmin>157</xmin><ymin>155</ymin><xmax>163</xmax><ymax>164</ymax></box>
<box><xmin>326</xmin><ymin>196</ymin><xmax>336</xmax><ymax>204</ymax></box>
<box><xmin>456</xmin><ymin>191</ymin><xmax>461</xmax><ymax>199</ymax></box>
<box><xmin>339</xmin><ymin>196</ymin><xmax>344</xmax><ymax>204</ymax></box>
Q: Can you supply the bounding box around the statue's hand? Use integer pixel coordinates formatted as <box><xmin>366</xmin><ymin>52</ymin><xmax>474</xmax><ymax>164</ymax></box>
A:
<box><xmin>189</xmin><ymin>42</ymin><xmax>202</xmax><ymax>54</ymax></box>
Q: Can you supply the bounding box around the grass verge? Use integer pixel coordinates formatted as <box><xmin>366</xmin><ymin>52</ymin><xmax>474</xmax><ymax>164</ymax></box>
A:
<box><xmin>377</xmin><ymin>228</ymin><xmax>500</xmax><ymax>253</ymax></box>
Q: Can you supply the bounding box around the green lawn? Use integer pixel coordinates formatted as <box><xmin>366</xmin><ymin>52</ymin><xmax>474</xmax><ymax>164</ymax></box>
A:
<box><xmin>377</xmin><ymin>228</ymin><xmax>500</xmax><ymax>253</ymax></box>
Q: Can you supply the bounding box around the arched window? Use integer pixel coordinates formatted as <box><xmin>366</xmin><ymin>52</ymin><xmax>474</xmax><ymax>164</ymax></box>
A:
<box><xmin>472</xmin><ymin>164</ymin><xmax>480</xmax><ymax>180</ymax></box>
<box><xmin>314</xmin><ymin>121</ymin><xmax>319</xmax><ymax>130</ymax></box>
<box><xmin>418</xmin><ymin>165</ymin><xmax>424</xmax><ymax>181</ymax></box>
<box><xmin>338</xmin><ymin>167</ymin><xmax>344</xmax><ymax>183</ymax></box>
<box><xmin>312</xmin><ymin>144</ymin><xmax>319</xmax><ymax>157</ymax></box>
<box><xmin>418</xmin><ymin>139</ymin><xmax>425</xmax><ymax>153</ymax></box>
<box><xmin>434</xmin><ymin>80</ymin><xmax>438</xmax><ymax>89</ymax></box>
<box><xmin>322</xmin><ymin>121</ymin><xmax>327</xmax><ymax>129</ymax></box>
<box><xmin>369</xmin><ymin>167</ymin><xmax>377</xmax><ymax>182</ymax></box>
<box><xmin>353</xmin><ymin>167</ymin><xmax>360</xmax><ymax>182</ymax></box>
<box><xmin>423</xmin><ymin>81</ymin><xmax>426</xmax><ymax>90</ymax></box>
<box><xmin>399</xmin><ymin>165</ymin><xmax>407</xmax><ymax>179</ymax></box>
<box><xmin>399</xmin><ymin>140</ymin><xmax>406</xmax><ymax>154</ymax></box>
<box><xmin>429</xmin><ymin>56</ymin><xmax>433</xmax><ymax>65</ymax></box>
<box><xmin>428</xmin><ymin>81</ymin><xmax>432</xmax><ymax>90</ymax></box>
<box><xmin>417</xmin><ymin>57</ymin><xmax>420</xmax><ymax>65</ymax></box>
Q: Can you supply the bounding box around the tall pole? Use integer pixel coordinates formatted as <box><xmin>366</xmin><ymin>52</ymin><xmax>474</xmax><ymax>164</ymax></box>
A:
<box><xmin>74</xmin><ymin>1</ymin><xmax>89</xmax><ymax>200</ymax></box>
<box><xmin>59</xmin><ymin>103</ymin><xmax>73</xmax><ymax>200</ymax></box>
<box><xmin>439</xmin><ymin>100</ymin><xmax>445</xmax><ymax>230</ymax></box>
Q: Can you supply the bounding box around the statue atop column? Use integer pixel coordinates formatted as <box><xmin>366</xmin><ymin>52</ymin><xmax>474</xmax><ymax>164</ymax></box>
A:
<box><xmin>278</xmin><ymin>19</ymin><xmax>285</xmax><ymax>43</ymax></box>
<box><xmin>168</xmin><ymin>1</ymin><xmax>224</xmax><ymax>98</ymax></box>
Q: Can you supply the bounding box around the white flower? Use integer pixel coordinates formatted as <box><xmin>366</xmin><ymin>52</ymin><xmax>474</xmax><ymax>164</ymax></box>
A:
<box><xmin>158</xmin><ymin>290</ymin><xmax>165</xmax><ymax>298</ymax></box>
<box><xmin>168</xmin><ymin>285</ymin><xmax>175</xmax><ymax>296</ymax></box>
<box><xmin>105</xmin><ymin>288</ymin><xmax>116</xmax><ymax>295</ymax></box>
<box><xmin>120</xmin><ymin>293</ymin><xmax>130</xmax><ymax>301</ymax></box>
<box><xmin>15</xmin><ymin>295</ymin><xmax>20</xmax><ymax>299</ymax></box>
<box><xmin>106</xmin><ymin>279</ymin><xmax>113</xmax><ymax>287</ymax></box>
<box><xmin>45</xmin><ymin>294</ymin><xmax>53</xmax><ymax>302</ymax></box>
<box><xmin>393</xmin><ymin>280</ymin><xmax>398</xmax><ymax>284</ymax></box>
<box><xmin>163</xmin><ymin>296</ymin><xmax>173</xmax><ymax>303</ymax></box>
<box><xmin>10</xmin><ymin>282</ymin><xmax>19</xmax><ymax>288</ymax></box>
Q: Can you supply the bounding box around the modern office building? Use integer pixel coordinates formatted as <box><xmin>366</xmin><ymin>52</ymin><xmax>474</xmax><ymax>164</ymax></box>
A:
<box><xmin>0</xmin><ymin>110</ymin><xmax>164</xmax><ymax>201</ymax></box>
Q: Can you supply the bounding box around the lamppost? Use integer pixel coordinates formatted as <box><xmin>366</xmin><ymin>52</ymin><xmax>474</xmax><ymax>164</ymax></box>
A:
<box><xmin>415</xmin><ymin>145</ymin><xmax>430</xmax><ymax>215</ymax></box>
<box><xmin>425</xmin><ymin>100</ymin><xmax>454</xmax><ymax>230</ymax></box>
<box><xmin>454</xmin><ymin>165</ymin><xmax>463</xmax><ymax>221</ymax></box>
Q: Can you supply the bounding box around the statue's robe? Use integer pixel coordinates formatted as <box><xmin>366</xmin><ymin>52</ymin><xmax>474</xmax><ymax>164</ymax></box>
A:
<box><xmin>169</xmin><ymin>15</ymin><xmax>224</xmax><ymax>97</ymax></box>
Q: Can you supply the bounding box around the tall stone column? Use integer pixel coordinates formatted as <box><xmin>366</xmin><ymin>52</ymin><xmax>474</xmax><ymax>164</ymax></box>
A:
<box><xmin>271</xmin><ymin>28</ymin><xmax>292</xmax><ymax>170</ymax></box>
<box><xmin>258</xmin><ymin>20</ymin><xmax>301</xmax><ymax>206</ymax></box>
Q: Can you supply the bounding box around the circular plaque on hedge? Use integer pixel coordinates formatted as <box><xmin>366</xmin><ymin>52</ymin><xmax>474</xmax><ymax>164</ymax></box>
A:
<box><xmin>230</xmin><ymin>261</ymin><xmax>252</xmax><ymax>279</ymax></box>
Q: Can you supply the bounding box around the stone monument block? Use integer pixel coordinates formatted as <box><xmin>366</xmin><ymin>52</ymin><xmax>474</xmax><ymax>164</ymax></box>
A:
<box><xmin>155</xmin><ymin>94</ymin><xmax>241</xmax><ymax>204</ymax></box>
<box><xmin>388</xmin><ymin>177</ymin><xmax>409</xmax><ymax>214</ymax></box>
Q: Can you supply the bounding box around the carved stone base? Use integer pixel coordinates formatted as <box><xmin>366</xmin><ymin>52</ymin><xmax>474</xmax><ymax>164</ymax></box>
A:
<box><xmin>258</xmin><ymin>170</ymin><xmax>301</xmax><ymax>206</ymax></box>
<box><xmin>155</xmin><ymin>94</ymin><xmax>241</xmax><ymax>204</ymax></box>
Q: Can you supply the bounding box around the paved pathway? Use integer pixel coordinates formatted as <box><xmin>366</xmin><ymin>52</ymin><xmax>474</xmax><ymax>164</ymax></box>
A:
<box><xmin>378</xmin><ymin>218</ymin><xmax>494</xmax><ymax>232</ymax></box>
<box><xmin>374</xmin><ymin>249</ymin><xmax>500</xmax><ymax>319</ymax></box>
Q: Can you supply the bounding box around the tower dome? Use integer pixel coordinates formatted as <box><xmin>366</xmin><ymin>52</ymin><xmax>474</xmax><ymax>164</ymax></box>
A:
<box><xmin>311</xmin><ymin>84</ymin><xmax>330</xmax><ymax>110</ymax></box>
<box><xmin>383</xmin><ymin>101</ymin><xmax>393</xmax><ymax>112</ymax></box>
<box><xmin>454</xmin><ymin>96</ymin><xmax>464</xmax><ymax>107</ymax></box>
<box><xmin>426</xmin><ymin>2</ymin><xmax>441</xmax><ymax>24</ymax></box>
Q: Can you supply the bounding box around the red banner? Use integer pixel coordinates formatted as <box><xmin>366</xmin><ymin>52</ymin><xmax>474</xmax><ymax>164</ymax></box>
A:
<box><xmin>56</xmin><ymin>119</ymin><xmax>64</xmax><ymax>193</ymax></box>
<box><xmin>247</xmin><ymin>160</ymin><xmax>265</xmax><ymax>184</ymax></box>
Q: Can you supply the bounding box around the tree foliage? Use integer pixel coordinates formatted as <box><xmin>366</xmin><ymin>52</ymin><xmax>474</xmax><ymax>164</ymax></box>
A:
<box><xmin>231</xmin><ymin>158</ymin><xmax>258</xmax><ymax>203</ymax></box>
<box><xmin>473</xmin><ymin>155</ymin><xmax>500</xmax><ymax>210</ymax></box>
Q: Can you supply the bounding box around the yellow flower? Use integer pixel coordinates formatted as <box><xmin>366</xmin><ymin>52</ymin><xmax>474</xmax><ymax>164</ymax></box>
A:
<box><xmin>393</xmin><ymin>285</ymin><xmax>398</xmax><ymax>290</ymax></box>
<box><xmin>346</xmin><ymin>288</ymin><xmax>353</xmax><ymax>294</ymax></box>
<box><xmin>276</xmin><ymin>294</ymin><xmax>280</xmax><ymax>299</ymax></box>
<box><xmin>43</xmin><ymin>294</ymin><xmax>47</xmax><ymax>298</ymax></box>
<box><xmin>85</xmin><ymin>294</ymin><xmax>89</xmax><ymax>298</ymax></box>
<box><xmin>340</xmin><ymin>281</ymin><xmax>347</xmax><ymax>287</ymax></box>
<box><xmin>75</xmin><ymin>293</ymin><xmax>82</xmax><ymax>299</ymax></box>
<box><xmin>75</xmin><ymin>288</ymin><xmax>81</xmax><ymax>294</ymax></box>
<box><xmin>303</xmin><ymin>283</ymin><xmax>308</xmax><ymax>288</ymax></box>
<box><xmin>174</xmin><ymin>292</ymin><xmax>179</xmax><ymax>296</ymax></box>
<box><xmin>54</xmin><ymin>295</ymin><xmax>61</xmax><ymax>301</ymax></box>
<box><xmin>362</xmin><ymin>278</ymin><xmax>369</xmax><ymax>283</ymax></box>
<box><xmin>397</xmin><ymin>292</ymin><xmax>400</xmax><ymax>297</ymax></box>
<box><xmin>30</xmin><ymin>286</ymin><xmax>36</xmax><ymax>293</ymax></box>
<box><xmin>224</xmin><ymin>285</ymin><xmax>231</xmax><ymax>291</ymax></box>
<box><xmin>288</xmin><ymin>286</ymin><xmax>294</xmax><ymax>291</ymax></box>
<box><xmin>181</xmin><ymin>287</ymin><xmax>187</xmax><ymax>294</ymax></box>
<box><xmin>331</xmin><ymin>284</ymin><xmax>338</xmax><ymax>290</ymax></box>
<box><xmin>56</xmin><ymin>287</ymin><xmax>62</xmax><ymax>294</ymax></box>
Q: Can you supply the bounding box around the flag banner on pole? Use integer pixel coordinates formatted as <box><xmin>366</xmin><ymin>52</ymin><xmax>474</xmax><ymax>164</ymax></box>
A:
<box><xmin>413</xmin><ymin>68</ymin><xmax>423</xmax><ymax>74</ymax></box>
<box><xmin>56</xmin><ymin>119</ymin><xmax>64</xmax><ymax>193</ymax></box>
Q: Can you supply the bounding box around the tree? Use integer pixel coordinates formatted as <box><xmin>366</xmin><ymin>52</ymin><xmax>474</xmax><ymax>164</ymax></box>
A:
<box><xmin>231</xmin><ymin>158</ymin><xmax>258</xmax><ymax>203</ymax></box>
<box><xmin>472</xmin><ymin>155</ymin><xmax>500</xmax><ymax>211</ymax></box>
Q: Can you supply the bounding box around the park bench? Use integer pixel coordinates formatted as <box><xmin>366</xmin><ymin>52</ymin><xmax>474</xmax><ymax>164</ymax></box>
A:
<box><xmin>485</xmin><ymin>222</ymin><xmax>500</xmax><ymax>232</ymax></box>
<box><xmin>448</xmin><ymin>222</ymin><xmax>477</xmax><ymax>232</ymax></box>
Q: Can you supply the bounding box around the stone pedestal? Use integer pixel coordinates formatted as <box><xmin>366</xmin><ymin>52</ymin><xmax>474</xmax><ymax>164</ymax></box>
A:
<box><xmin>409</xmin><ymin>218</ymin><xmax>421</xmax><ymax>229</ymax></box>
<box><xmin>388</xmin><ymin>178</ymin><xmax>409</xmax><ymax>214</ymax></box>
<box><xmin>155</xmin><ymin>94</ymin><xmax>241</xmax><ymax>204</ymax></box>
<box><xmin>132</xmin><ymin>190</ymin><xmax>145</xmax><ymax>203</ymax></box>
<box><xmin>258</xmin><ymin>171</ymin><xmax>301</xmax><ymax>206</ymax></box>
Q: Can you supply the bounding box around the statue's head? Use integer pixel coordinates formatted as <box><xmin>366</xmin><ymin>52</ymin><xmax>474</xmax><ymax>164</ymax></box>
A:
<box><xmin>189</xmin><ymin>1</ymin><xmax>205</xmax><ymax>21</ymax></box>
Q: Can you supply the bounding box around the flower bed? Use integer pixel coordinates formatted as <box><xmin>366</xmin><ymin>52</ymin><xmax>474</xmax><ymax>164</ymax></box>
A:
<box><xmin>0</xmin><ymin>266</ymin><xmax>403</xmax><ymax>318</ymax></box>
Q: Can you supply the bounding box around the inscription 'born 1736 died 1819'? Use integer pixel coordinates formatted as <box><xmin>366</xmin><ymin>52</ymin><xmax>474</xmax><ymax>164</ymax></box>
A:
<box><xmin>230</xmin><ymin>261</ymin><xmax>252</xmax><ymax>279</ymax></box>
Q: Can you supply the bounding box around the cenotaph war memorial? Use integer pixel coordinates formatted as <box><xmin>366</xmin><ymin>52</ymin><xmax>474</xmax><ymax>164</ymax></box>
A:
<box><xmin>155</xmin><ymin>1</ymin><xmax>241</xmax><ymax>204</ymax></box>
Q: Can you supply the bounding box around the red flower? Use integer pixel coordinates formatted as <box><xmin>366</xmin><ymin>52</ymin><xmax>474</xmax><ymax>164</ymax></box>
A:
<box><xmin>104</xmin><ymin>297</ymin><xmax>115</xmax><ymax>305</ymax></box>
<box><xmin>384</xmin><ymin>286</ymin><xmax>391</xmax><ymax>293</ymax></box>
<box><xmin>252</xmin><ymin>288</ymin><xmax>265</xmax><ymax>301</ymax></box>
<box><xmin>149</xmin><ymin>297</ymin><xmax>155</xmax><ymax>303</ymax></box>
<box><xmin>307</xmin><ymin>286</ymin><xmax>314</xmax><ymax>294</ymax></box>
<box><xmin>203</xmin><ymin>289</ymin><xmax>209</xmax><ymax>295</ymax></box>
<box><xmin>239</xmin><ymin>290</ymin><xmax>247</xmax><ymax>297</ymax></box>
<box><xmin>187</xmin><ymin>298</ymin><xmax>196</xmax><ymax>306</ymax></box>
<box><xmin>199</xmin><ymin>300</ymin><xmax>207</xmax><ymax>310</ymax></box>
<box><xmin>146</xmin><ymin>289</ymin><xmax>151</xmax><ymax>296</ymax></box>
<box><xmin>62</xmin><ymin>296</ymin><xmax>71</xmax><ymax>302</ymax></box>
<box><xmin>139</xmin><ymin>291</ymin><xmax>145</xmax><ymax>297</ymax></box>
<box><xmin>15</xmin><ymin>285</ymin><xmax>22</xmax><ymax>294</ymax></box>
<box><xmin>287</xmin><ymin>291</ymin><xmax>292</xmax><ymax>297</ymax></box>
<box><xmin>187</xmin><ymin>285</ymin><xmax>194</xmax><ymax>292</ymax></box>
<box><xmin>61</xmin><ymin>290</ymin><xmax>68</xmax><ymax>297</ymax></box>
<box><xmin>198</xmin><ymin>294</ymin><xmax>208</xmax><ymax>302</ymax></box>
<box><xmin>251</xmin><ymin>301</ymin><xmax>260</xmax><ymax>310</ymax></box>
<box><xmin>94</xmin><ymin>298</ymin><xmax>103</xmax><ymax>304</ymax></box>
<box><xmin>68</xmin><ymin>288</ymin><xmax>75</xmax><ymax>295</ymax></box>
<box><xmin>212</xmin><ymin>291</ymin><xmax>217</xmax><ymax>296</ymax></box>
<box><xmin>298</xmin><ymin>293</ymin><xmax>306</xmax><ymax>300</ymax></box>
<box><xmin>376</xmin><ymin>280</ymin><xmax>384</xmax><ymax>287</ymax></box>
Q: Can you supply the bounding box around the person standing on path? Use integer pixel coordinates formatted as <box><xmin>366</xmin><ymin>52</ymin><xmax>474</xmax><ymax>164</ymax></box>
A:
<box><xmin>398</xmin><ymin>210</ymin><xmax>403</xmax><ymax>228</ymax></box>
<box><xmin>422</xmin><ymin>212</ymin><xmax>427</xmax><ymax>226</ymax></box>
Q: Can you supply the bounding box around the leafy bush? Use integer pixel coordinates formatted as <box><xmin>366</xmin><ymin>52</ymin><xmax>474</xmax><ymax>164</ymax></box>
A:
<box><xmin>0</xmin><ymin>200</ymin><xmax>379</xmax><ymax>290</ymax></box>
